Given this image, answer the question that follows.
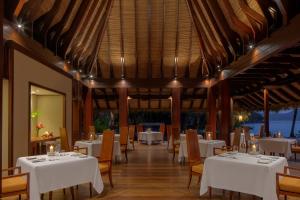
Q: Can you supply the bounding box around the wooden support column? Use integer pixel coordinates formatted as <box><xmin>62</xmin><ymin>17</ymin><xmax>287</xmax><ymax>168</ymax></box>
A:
<box><xmin>171</xmin><ymin>88</ymin><xmax>181</xmax><ymax>129</ymax></box>
<box><xmin>118</xmin><ymin>88</ymin><xmax>128</xmax><ymax>127</ymax></box>
<box><xmin>207</xmin><ymin>86</ymin><xmax>217</xmax><ymax>139</ymax></box>
<box><xmin>72</xmin><ymin>80</ymin><xmax>81</xmax><ymax>143</ymax></box>
<box><xmin>264</xmin><ymin>88</ymin><xmax>270</xmax><ymax>137</ymax></box>
<box><xmin>220</xmin><ymin>80</ymin><xmax>231</xmax><ymax>144</ymax></box>
<box><xmin>0</xmin><ymin>0</ymin><xmax>3</xmax><ymax>193</ymax></box>
<box><xmin>84</xmin><ymin>88</ymin><xmax>93</xmax><ymax>138</ymax></box>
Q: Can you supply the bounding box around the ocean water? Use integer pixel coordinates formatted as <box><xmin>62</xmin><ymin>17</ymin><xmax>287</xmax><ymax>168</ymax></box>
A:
<box><xmin>243</xmin><ymin>121</ymin><xmax>300</xmax><ymax>137</ymax></box>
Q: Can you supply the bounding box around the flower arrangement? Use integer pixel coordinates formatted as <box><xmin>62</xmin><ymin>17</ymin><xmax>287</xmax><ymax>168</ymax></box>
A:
<box><xmin>36</xmin><ymin>123</ymin><xmax>44</xmax><ymax>137</ymax></box>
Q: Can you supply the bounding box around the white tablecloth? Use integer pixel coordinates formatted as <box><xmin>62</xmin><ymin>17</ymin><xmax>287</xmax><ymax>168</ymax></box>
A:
<box><xmin>17</xmin><ymin>153</ymin><xmax>103</xmax><ymax>200</ymax></box>
<box><xmin>74</xmin><ymin>140</ymin><xmax>121</xmax><ymax>161</ymax></box>
<box><xmin>258</xmin><ymin>138</ymin><xmax>296</xmax><ymax>158</ymax></box>
<box><xmin>139</xmin><ymin>131</ymin><xmax>163</xmax><ymax>145</ymax></box>
<box><xmin>169</xmin><ymin>134</ymin><xmax>203</xmax><ymax>149</ymax></box>
<box><xmin>178</xmin><ymin>139</ymin><xmax>225</xmax><ymax>161</ymax></box>
<box><xmin>200</xmin><ymin>153</ymin><xmax>287</xmax><ymax>200</ymax></box>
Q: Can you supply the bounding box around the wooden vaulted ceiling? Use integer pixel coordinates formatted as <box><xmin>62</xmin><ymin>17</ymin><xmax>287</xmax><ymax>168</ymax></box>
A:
<box><xmin>6</xmin><ymin>0</ymin><xmax>300</xmax><ymax>111</ymax></box>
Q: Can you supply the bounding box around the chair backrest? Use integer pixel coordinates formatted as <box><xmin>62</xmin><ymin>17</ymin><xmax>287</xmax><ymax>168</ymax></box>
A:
<box><xmin>120</xmin><ymin>126</ymin><xmax>129</xmax><ymax>146</ymax></box>
<box><xmin>243</xmin><ymin>126</ymin><xmax>251</xmax><ymax>141</ymax></box>
<box><xmin>60</xmin><ymin>128</ymin><xmax>70</xmax><ymax>152</ymax></box>
<box><xmin>129</xmin><ymin>125</ymin><xmax>135</xmax><ymax>139</ymax></box>
<box><xmin>186</xmin><ymin>129</ymin><xmax>197</xmax><ymax>135</ymax></box>
<box><xmin>136</xmin><ymin>124</ymin><xmax>143</xmax><ymax>133</ymax></box>
<box><xmin>159</xmin><ymin>123</ymin><xmax>165</xmax><ymax>135</ymax></box>
<box><xmin>233</xmin><ymin>128</ymin><xmax>241</xmax><ymax>148</ymax></box>
<box><xmin>172</xmin><ymin>126</ymin><xmax>180</xmax><ymax>145</ymax></box>
<box><xmin>258</xmin><ymin>124</ymin><xmax>264</xmax><ymax>138</ymax></box>
<box><xmin>100</xmin><ymin>130</ymin><xmax>115</xmax><ymax>162</ymax></box>
<box><xmin>186</xmin><ymin>131</ymin><xmax>201</xmax><ymax>165</ymax></box>
<box><xmin>166</xmin><ymin>125</ymin><xmax>172</xmax><ymax>141</ymax></box>
<box><xmin>89</xmin><ymin>126</ymin><xmax>95</xmax><ymax>133</ymax></box>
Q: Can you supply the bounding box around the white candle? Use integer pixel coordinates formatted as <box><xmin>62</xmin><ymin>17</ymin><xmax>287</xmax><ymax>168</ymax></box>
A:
<box><xmin>252</xmin><ymin>144</ymin><xmax>256</xmax><ymax>152</ymax></box>
<box><xmin>207</xmin><ymin>133</ymin><xmax>211</xmax><ymax>140</ymax></box>
<box><xmin>50</xmin><ymin>145</ymin><xmax>54</xmax><ymax>153</ymax></box>
<box><xmin>278</xmin><ymin>132</ymin><xmax>281</xmax><ymax>138</ymax></box>
<box><xmin>90</xmin><ymin>134</ymin><xmax>93</xmax><ymax>140</ymax></box>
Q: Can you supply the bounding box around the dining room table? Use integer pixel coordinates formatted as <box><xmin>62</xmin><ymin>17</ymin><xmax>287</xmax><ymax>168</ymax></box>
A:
<box><xmin>200</xmin><ymin>152</ymin><xmax>287</xmax><ymax>200</ymax></box>
<box><xmin>178</xmin><ymin>139</ymin><xmax>225</xmax><ymax>162</ymax></box>
<box><xmin>138</xmin><ymin>131</ymin><xmax>163</xmax><ymax>145</ymax></box>
<box><xmin>74</xmin><ymin>137</ymin><xmax>121</xmax><ymax>161</ymax></box>
<box><xmin>257</xmin><ymin>137</ymin><xmax>297</xmax><ymax>158</ymax></box>
<box><xmin>16</xmin><ymin>152</ymin><xmax>103</xmax><ymax>200</ymax></box>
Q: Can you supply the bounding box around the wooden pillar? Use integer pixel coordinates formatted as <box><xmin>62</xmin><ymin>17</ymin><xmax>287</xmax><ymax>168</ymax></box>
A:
<box><xmin>207</xmin><ymin>86</ymin><xmax>217</xmax><ymax>139</ymax></box>
<box><xmin>118</xmin><ymin>88</ymin><xmax>128</xmax><ymax>127</ymax></box>
<box><xmin>72</xmin><ymin>80</ymin><xmax>81</xmax><ymax>143</ymax></box>
<box><xmin>171</xmin><ymin>88</ymin><xmax>181</xmax><ymax>129</ymax></box>
<box><xmin>84</xmin><ymin>88</ymin><xmax>93</xmax><ymax>138</ymax></box>
<box><xmin>220</xmin><ymin>80</ymin><xmax>231</xmax><ymax>144</ymax></box>
<box><xmin>0</xmin><ymin>0</ymin><xmax>3</xmax><ymax>193</ymax></box>
<box><xmin>264</xmin><ymin>88</ymin><xmax>270</xmax><ymax>137</ymax></box>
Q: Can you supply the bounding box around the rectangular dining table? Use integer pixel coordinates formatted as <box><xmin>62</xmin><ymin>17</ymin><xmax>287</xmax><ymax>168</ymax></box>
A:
<box><xmin>258</xmin><ymin>138</ymin><xmax>297</xmax><ymax>158</ymax></box>
<box><xmin>178</xmin><ymin>139</ymin><xmax>225</xmax><ymax>161</ymax></box>
<box><xmin>200</xmin><ymin>153</ymin><xmax>287</xmax><ymax>200</ymax></box>
<box><xmin>17</xmin><ymin>153</ymin><xmax>103</xmax><ymax>200</ymax></box>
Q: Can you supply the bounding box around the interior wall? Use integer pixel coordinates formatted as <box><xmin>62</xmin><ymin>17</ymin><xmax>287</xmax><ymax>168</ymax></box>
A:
<box><xmin>2</xmin><ymin>79</ymin><xmax>8</xmax><ymax>169</ymax></box>
<box><xmin>35</xmin><ymin>95</ymin><xmax>64</xmax><ymax>137</ymax></box>
<box><xmin>12</xmin><ymin>50</ymin><xmax>72</xmax><ymax>165</ymax></box>
<box><xmin>30</xmin><ymin>94</ymin><xmax>37</xmax><ymax>135</ymax></box>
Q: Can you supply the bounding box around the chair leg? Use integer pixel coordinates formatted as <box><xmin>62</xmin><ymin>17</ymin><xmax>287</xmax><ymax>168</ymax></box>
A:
<box><xmin>49</xmin><ymin>192</ymin><xmax>53</xmax><ymax>200</ymax></box>
<box><xmin>133</xmin><ymin>141</ymin><xmax>135</xmax><ymax>150</ymax></box>
<box><xmin>295</xmin><ymin>153</ymin><xmax>297</xmax><ymax>160</ymax></box>
<box><xmin>208</xmin><ymin>187</ymin><xmax>212</xmax><ymax>199</ymax></box>
<box><xmin>173</xmin><ymin>150</ymin><xmax>175</xmax><ymax>160</ymax></box>
<box><xmin>108</xmin><ymin>170</ymin><xmax>114</xmax><ymax>188</ymax></box>
<box><xmin>41</xmin><ymin>194</ymin><xmax>44</xmax><ymax>200</ymax></box>
<box><xmin>284</xmin><ymin>195</ymin><xmax>287</xmax><ymax>200</ymax></box>
<box><xmin>229</xmin><ymin>191</ymin><xmax>233</xmax><ymax>200</ymax></box>
<box><xmin>238</xmin><ymin>192</ymin><xmax>241</xmax><ymax>199</ymax></box>
<box><xmin>89</xmin><ymin>183</ymin><xmax>93</xmax><ymax>197</ymax></box>
<box><xmin>187</xmin><ymin>172</ymin><xmax>192</xmax><ymax>189</ymax></box>
<box><xmin>70</xmin><ymin>187</ymin><xmax>75</xmax><ymax>200</ymax></box>
<box><xmin>19</xmin><ymin>194</ymin><xmax>21</xmax><ymax>200</ymax></box>
<box><xmin>125</xmin><ymin>149</ymin><xmax>128</xmax><ymax>163</ymax></box>
<box><xmin>63</xmin><ymin>188</ymin><xmax>66</xmax><ymax>195</ymax></box>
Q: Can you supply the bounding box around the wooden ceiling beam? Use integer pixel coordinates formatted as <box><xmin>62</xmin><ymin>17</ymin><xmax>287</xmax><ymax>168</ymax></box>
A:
<box><xmin>210</xmin><ymin>14</ymin><xmax>300</xmax><ymax>87</ymax></box>
<box><xmin>95</xmin><ymin>94</ymin><xmax>206</xmax><ymax>100</ymax></box>
<box><xmin>147</xmin><ymin>0</ymin><xmax>152</xmax><ymax>79</ymax></box>
<box><xmin>86</xmin><ymin>78</ymin><xmax>208</xmax><ymax>88</ymax></box>
<box><xmin>134</xmin><ymin>0</ymin><xmax>139</xmax><ymax>78</ymax></box>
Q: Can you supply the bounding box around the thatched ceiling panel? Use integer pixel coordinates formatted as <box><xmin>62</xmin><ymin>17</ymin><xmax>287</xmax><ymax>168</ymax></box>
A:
<box><xmin>61</xmin><ymin>0</ymin><xmax>83</xmax><ymax>35</ymax></box>
<box><xmin>228</xmin><ymin>0</ymin><xmax>252</xmax><ymax>28</ymax></box>
<box><xmin>150</xmin><ymin>0</ymin><xmax>164</xmax><ymax>78</ymax></box>
<box><xmin>161</xmin><ymin>99</ymin><xmax>171</xmax><ymax>109</ymax></box>
<box><xmin>107</xmin><ymin>0</ymin><xmax>122</xmax><ymax>78</ymax></box>
<box><xmin>29</xmin><ymin>0</ymin><xmax>55</xmax><ymax>21</ymax></box>
<box><xmin>177</xmin><ymin>0</ymin><xmax>192</xmax><ymax>78</ymax></box>
<box><xmin>136</xmin><ymin>0</ymin><xmax>149</xmax><ymax>78</ymax></box>
<box><xmin>140</xmin><ymin>100</ymin><xmax>149</xmax><ymax>109</ymax></box>
<box><xmin>128</xmin><ymin>99</ymin><xmax>138</xmax><ymax>109</ymax></box>
<box><xmin>246</xmin><ymin>0</ymin><xmax>264</xmax><ymax>17</ymax></box>
<box><xmin>122</xmin><ymin>0</ymin><xmax>136</xmax><ymax>79</ymax></box>
<box><xmin>182</xmin><ymin>100</ymin><xmax>191</xmax><ymax>109</ymax></box>
<box><xmin>189</xmin><ymin>28</ymin><xmax>202</xmax><ymax>78</ymax></box>
<box><xmin>98</xmin><ymin>30</ymin><xmax>111</xmax><ymax>79</ymax></box>
<box><xmin>49</xmin><ymin>0</ymin><xmax>70</xmax><ymax>28</ymax></box>
<box><xmin>162</xmin><ymin>0</ymin><xmax>177</xmax><ymax>78</ymax></box>
<box><xmin>150</xmin><ymin>100</ymin><xmax>159</xmax><ymax>109</ymax></box>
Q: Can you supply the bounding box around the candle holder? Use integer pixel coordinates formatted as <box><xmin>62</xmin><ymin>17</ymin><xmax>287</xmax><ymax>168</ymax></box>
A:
<box><xmin>206</xmin><ymin>132</ymin><xmax>212</xmax><ymax>140</ymax></box>
<box><xmin>248</xmin><ymin>140</ymin><xmax>259</xmax><ymax>155</ymax></box>
<box><xmin>46</xmin><ymin>141</ymin><xmax>58</xmax><ymax>156</ymax></box>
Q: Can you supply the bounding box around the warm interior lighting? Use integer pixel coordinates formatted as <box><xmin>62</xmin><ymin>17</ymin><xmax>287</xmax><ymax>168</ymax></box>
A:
<box><xmin>17</xmin><ymin>23</ymin><xmax>23</xmax><ymax>29</ymax></box>
<box><xmin>238</xmin><ymin>115</ymin><xmax>243</xmax><ymax>121</ymax></box>
<box><xmin>248</xmin><ymin>44</ymin><xmax>254</xmax><ymax>49</ymax></box>
<box><xmin>127</xmin><ymin>96</ymin><xmax>132</xmax><ymax>100</ymax></box>
<box><xmin>121</xmin><ymin>57</ymin><xmax>124</xmax><ymax>64</ymax></box>
<box><xmin>89</xmin><ymin>74</ymin><xmax>94</xmax><ymax>79</ymax></box>
<box><xmin>174</xmin><ymin>57</ymin><xmax>178</xmax><ymax>63</ymax></box>
<box><xmin>78</xmin><ymin>69</ymin><xmax>82</xmax><ymax>73</ymax></box>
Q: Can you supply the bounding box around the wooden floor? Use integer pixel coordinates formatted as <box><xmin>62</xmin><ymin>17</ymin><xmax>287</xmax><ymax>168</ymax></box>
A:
<box><xmin>7</xmin><ymin>143</ymin><xmax>300</xmax><ymax>200</ymax></box>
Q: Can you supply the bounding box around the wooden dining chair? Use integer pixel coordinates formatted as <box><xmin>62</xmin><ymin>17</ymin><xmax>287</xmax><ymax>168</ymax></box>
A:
<box><xmin>120</xmin><ymin>126</ymin><xmax>129</xmax><ymax>162</ymax></box>
<box><xmin>97</xmin><ymin>130</ymin><xmax>115</xmax><ymax>188</ymax></box>
<box><xmin>243</xmin><ymin>127</ymin><xmax>251</xmax><ymax>152</ymax></box>
<box><xmin>256</xmin><ymin>124</ymin><xmax>264</xmax><ymax>138</ymax></box>
<box><xmin>136</xmin><ymin>124</ymin><xmax>143</xmax><ymax>143</ymax></box>
<box><xmin>291</xmin><ymin>143</ymin><xmax>300</xmax><ymax>160</ymax></box>
<box><xmin>172</xmin><ymin>127</ymin><xmax>180</xmax><ymax>160</ymax></box>
<box><xmin>60</xmin><ymin>127</ymin><xmax>71</xmax><ymax>152</ymax></box>
<box><xmin>277</xmin><ymin>166</ymin><xmax>300</xmax><ymax>199</ymax></box>
<box><xmin>232</xmin><ymin>128</ymin><xmax>241</xmax><ymax>151</ymax></box>
<box><xmin>129</xmin><ymin>125</ymin><xmax>136</xmax><ymax>150</ymax></box>
<box><xmin>166</xmin><ymin>125</ymin><xmax>172</xmax><ymax>150</ymax></box>
<box><xmin>186</xmin><ymin>130</ymin><xmax>205</xmax><ymax>190</ymax></box>
<box><xmin>1</xmin><ymin>167</ymin><xmax>30</xmax><ymax>200</ymax></box>
<box><xmin>159</xmin><ymin>123</ymin><xmax>165</xmax><ymax>141</ymax></box>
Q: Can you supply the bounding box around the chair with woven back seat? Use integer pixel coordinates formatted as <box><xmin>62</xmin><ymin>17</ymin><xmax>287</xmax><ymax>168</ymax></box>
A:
<box><xmin>277</xmin><ymin>166</ymin><xmax>300</xmax><ymax>200</ymax></box>
<box><xmin>120</xmin><ymin>126</ymin><xmax>129</xmax><ymax>162</ymax></box>
<box><xmin>185</xmin><ymin>130</ymin><xmax>206</xmax><ymax>191</ymax></box>
<box><xmin>166</xmin><ymin>125</ymin><xmax>172</xmax><ymax>150</ymax></box>
<box><xmin>1</xmin><ymin>167</ymin><xmax>30</xmax><ymax>200</ymax></box>
<box><xmin>129</xmin><ymin>125</ymin><xmax>136</xmax><ymax>150</ymax></box>
<box><xmin>172</xmin><ymin>126</ymin><xmax>180</xmax><ymax>160</ymax></box>
<box><xmin>291</xmin><ymin>143</ymin><xmax>300</xmax><ymax>160</ymax></box>
<box><xmin>232</xmin><ymin>128</ymin><xmax>241</xmax><ymax>151</ymax></box>
<box><xmin>97</xmin><ymin>130</ymin><xmax>115</xmax><ymax>188</ymax></box>
<box><xmin>159</xmin><ymin>123</ymin><xmax>165</xmax><ymax>142</ymax></box>
<box><xmin>136</xmin><ymin>124</ymin><xmax>143</xmax><ymax>143</ymax></box>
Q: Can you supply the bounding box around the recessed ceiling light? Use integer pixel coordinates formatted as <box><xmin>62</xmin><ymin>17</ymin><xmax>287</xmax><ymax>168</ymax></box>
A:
<box><xmin>17</xmin><ymin>23</ymin><xmax>23</xmax><ymax>29</ymax></box>
<box><xmin>249</xmin><ymin>44</ymin><xmax>254</xmax><ymax>49</ymax></box>
<box><xmin>31</xmin><ymin>91</ymin><xmax>36</xmax><ymax>94</ymax></box>
<box><xmin>78</xmin><ymin>69</ymin><xmax>82</xmax><ymax>73</ymax></box>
